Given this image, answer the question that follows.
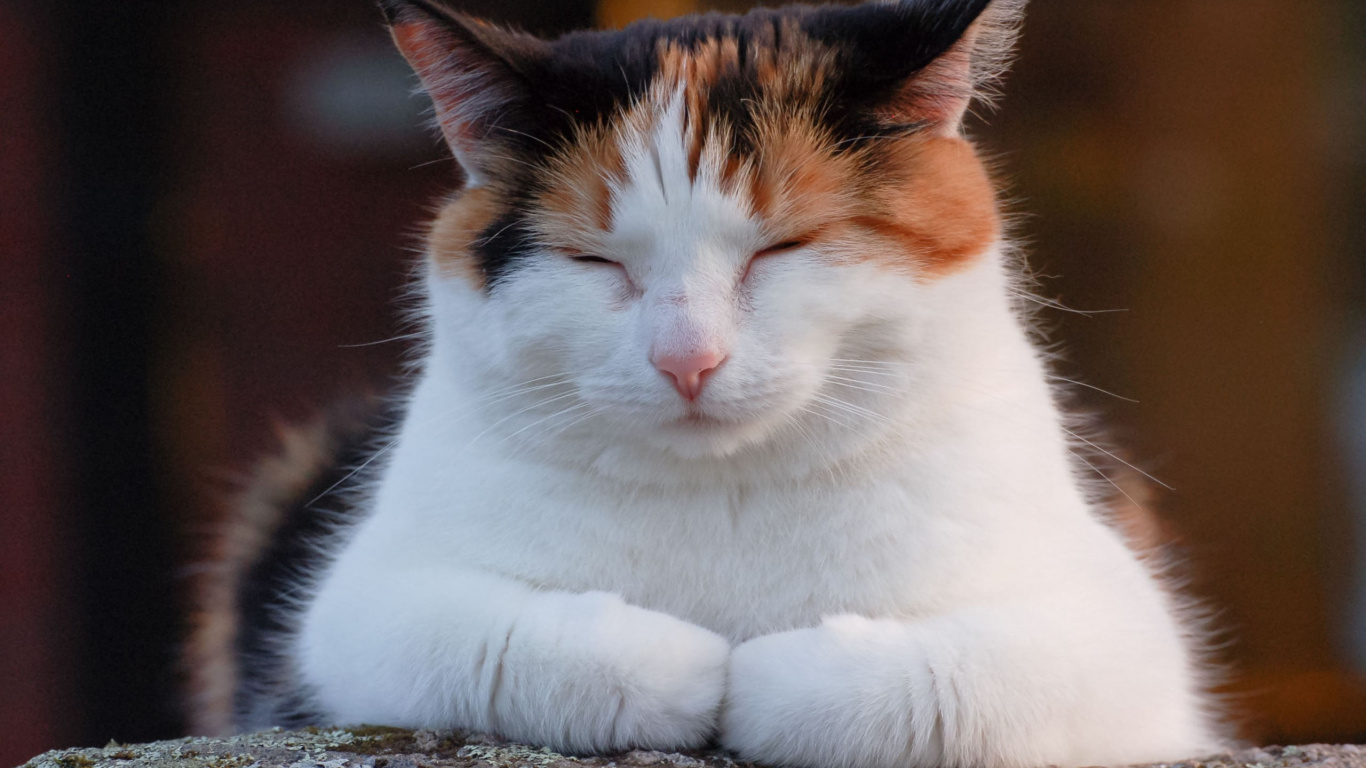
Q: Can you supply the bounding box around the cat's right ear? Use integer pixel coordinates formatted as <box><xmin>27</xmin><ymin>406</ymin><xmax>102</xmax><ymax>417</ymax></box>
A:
<box><xmin>381</xmin><ymin>0</ymin><xmax>548</xmax><ymax>186</ymax></box>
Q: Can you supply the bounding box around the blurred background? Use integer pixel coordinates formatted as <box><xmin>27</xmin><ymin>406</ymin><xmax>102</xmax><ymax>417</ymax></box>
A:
<box><xmin>2</xmin><ymin>0</ymin><xmax>1365</xmax><ymax>764</ymax></box>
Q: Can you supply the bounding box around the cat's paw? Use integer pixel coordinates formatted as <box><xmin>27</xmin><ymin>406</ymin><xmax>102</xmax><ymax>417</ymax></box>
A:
<box><xmin>721</xmin><ymin>616</ymin><xmax>939</xmax><ymax>768</ymax></box>
<box><xmin>496</xmin><ymin>591</ymin><xmax>730</xmax><ymax>753</ymax></box>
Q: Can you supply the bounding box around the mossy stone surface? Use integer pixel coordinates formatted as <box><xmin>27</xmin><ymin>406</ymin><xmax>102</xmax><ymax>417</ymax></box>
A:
<box><xmin>21</xmin><ymin>729</ymin><xmax>1366</xmax><ymax>768</ymax></box>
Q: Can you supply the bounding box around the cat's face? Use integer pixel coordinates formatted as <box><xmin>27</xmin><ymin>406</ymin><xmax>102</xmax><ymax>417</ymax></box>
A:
<box><xmin>387</xmin><ymin>0</ymin><xmax>1018</xmax><ymax>462</ymax></box>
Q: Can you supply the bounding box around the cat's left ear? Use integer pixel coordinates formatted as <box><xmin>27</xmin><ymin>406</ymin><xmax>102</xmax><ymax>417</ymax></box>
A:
<box><xmin>807</xmin><ymin>0</ymin><xmax>1025</xmax><ymax>134</ymax></box>
<box><xmin>381</xmin><ymin>0</ymin><xmax>550</xmax><ymax>186</ymax></box>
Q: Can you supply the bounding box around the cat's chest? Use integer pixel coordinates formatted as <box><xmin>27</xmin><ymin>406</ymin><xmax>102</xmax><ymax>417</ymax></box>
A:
<box><xmin>407</xmin><ymin>468</ymin><xmax>966</xmax><ymax>641</ymax></box>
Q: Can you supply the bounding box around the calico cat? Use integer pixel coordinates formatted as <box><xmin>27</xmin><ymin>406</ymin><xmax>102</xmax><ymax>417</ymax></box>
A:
<box><xmin>186</xmin><ymin>1</ymin><xmax>1228</xmax><ymax>766</ymax></box>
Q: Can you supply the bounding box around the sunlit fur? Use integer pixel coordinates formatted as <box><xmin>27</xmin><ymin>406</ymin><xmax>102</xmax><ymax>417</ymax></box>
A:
<box><xmin>291</xmin><ymin>2</ymin><xmax>1226</xmax><ymax>766</ymax></box>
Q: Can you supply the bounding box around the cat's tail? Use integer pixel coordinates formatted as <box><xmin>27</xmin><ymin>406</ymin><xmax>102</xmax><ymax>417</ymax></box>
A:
<box><xmin>183</xmin><ymin>395</ymin><xmax>397</xmax><ymax>735</ymax></box>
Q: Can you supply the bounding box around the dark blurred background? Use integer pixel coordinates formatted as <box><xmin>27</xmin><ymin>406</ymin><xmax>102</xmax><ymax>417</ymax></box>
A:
<box><xmin>3</xmin><ymin>0</ymin><xmax>1365</xmax><ymax>764</ymax></box>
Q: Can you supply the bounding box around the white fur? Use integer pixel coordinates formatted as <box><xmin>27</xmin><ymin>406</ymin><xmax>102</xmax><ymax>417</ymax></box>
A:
<box><xmin>295</xmin><ymin>94</ymin><xmax>1223</xmax><ymax>766</ymax></box>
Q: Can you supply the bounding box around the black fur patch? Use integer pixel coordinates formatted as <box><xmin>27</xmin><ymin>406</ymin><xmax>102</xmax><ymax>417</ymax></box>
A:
<box><xmin>802</xmin><ymin>0</ymin><xmax>992</xmax><ymax>144</ymax></box>
<box><xmin>474</xmin><ymin>203</ymin><xmax>540</xmax><ymax>288</ymax></box>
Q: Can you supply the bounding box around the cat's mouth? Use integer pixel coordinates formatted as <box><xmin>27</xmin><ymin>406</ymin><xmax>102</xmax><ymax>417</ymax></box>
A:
<box><xmin>665</xmin><ymin>403</ymin><xmax>754</xmax><ymax>432</ymax></box>
<box><xmin>650</xmin><ymin>405</ymin><xmax>773</xmax><ymax>459</ymax></box>
<box><xmin>662</xmin><ymin>390</ymin><xmax>791</xmax><ymax>435</ymax></box>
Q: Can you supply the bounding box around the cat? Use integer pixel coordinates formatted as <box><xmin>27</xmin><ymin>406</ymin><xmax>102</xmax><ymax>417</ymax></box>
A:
<box><xmin>185</xmin><ymin>1</ymin><xmax>1229</xmax><ymax>766</ymax></box>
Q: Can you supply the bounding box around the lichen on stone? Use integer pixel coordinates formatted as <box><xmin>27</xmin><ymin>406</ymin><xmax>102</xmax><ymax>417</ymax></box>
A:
<box><xmin>20</xmin><ymin>729</ymin><xmax>1366</xmax><ymax>768</ymax></box>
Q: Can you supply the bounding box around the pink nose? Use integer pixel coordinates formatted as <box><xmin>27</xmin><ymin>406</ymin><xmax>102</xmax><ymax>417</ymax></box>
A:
<box><xmin>653</xmin><ymin>350</ymin><xmax>727</xmax><ymax>401</ymax></box>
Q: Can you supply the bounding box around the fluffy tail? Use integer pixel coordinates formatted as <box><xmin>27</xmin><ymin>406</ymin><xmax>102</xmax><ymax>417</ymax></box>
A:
<box><xmin>184</xmin><ymin>396</ymin><xmax>396</xmax><ymax>735</ymax></box>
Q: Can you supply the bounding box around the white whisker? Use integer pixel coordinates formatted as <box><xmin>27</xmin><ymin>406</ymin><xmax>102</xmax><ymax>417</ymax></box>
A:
<box><xmin>826</xmin><ymin>365</ymin><xmax>906</xmax><ymax>379</ymax></box>
<box><xmin>811</xmin><ymin>393</ymin><xmax>888</xmax><ymax>426</ymax></box>
<box><xmin>952</xmin><ymin>379</ymin><xmax>1173</xmax><ymax>492</ymax></box>
<box><xmin>1047</xmin><ymin>375</ymin><xmax>1139</xmax><ymax>404</ymax></box>
<box><xmin>339</xmin><ymin>332</ymin><xmax>427</xmax><ymax>349</ymax></box>
<box><xmin>824</xmin><ymin>375</ymin><xmax>902</xmax><ymax>397</ymax></box>
<box><xmin>497</xmin><ymin>401</ymin><xmax>593</xmax><ymax>446</ymax></box>
<box><xmin>1006</xmin><ymin>289</ymin><xmax>1128</xmax><ymax>317</ymax></box>
<box><xmin>464</xmin><ymin>390</ymin><xmax>581</xmax><ymax>449</ymax></box>
<box><xmin>801</xmin><ymin>401</ymin><xmax>857</xmax><ymax>431</ymax></box>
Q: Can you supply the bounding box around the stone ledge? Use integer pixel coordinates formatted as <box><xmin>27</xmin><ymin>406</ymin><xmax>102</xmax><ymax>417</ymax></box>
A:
<box><xmin>20</xmin><ymin>728</ymin><xmax>1366</xmax><ymax>768</ymax></box>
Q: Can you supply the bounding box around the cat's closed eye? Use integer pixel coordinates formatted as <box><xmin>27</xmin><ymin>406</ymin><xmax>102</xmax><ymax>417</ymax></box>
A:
<box><xmin>742</xmin><ymin>238</ymin><xmax>811</xmax><ymax>283</ymax></box>
<box><xmin>754</xmin><ymin>239</ymin><xmax>807</xmax><ymax>258</ymax></box>
<box><xmin>568</xmin><ymin>253</ymin><xmax>619</xmax><ymax>266</ymax></box>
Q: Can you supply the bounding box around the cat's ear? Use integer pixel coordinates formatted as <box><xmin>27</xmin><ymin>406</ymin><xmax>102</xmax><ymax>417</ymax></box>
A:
<box><xmin>806</xmin><ymin>0</ymin><xmax>1025</xmax><ymax>134</ymax></box>
<box><xmin>381</xmin><ymin>0</ymin><xmax>550</xmax><ymax>185</ymax></box>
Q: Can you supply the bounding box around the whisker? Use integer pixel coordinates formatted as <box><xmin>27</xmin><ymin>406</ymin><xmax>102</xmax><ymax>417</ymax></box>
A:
<box><xmin>1006</xmin><ymin>289</ymin><xmax>1128</xmax><ymax>317</ymax></box>
<box><xmin>781</xmin><ymin>411</ymin><xmax>825</xmax><ymax>457</ymax></box>
<box><xmin>831</xmin><ymin>358</ymin><xmax>1137</xmax><ymax>407</ymax></box>
<box><xmin>474</xmin><ymin>377</ymin><xmax>574</xmax><ymax>404</ymax></box>
<box><xmin>952</xmin><ymin>379</ymin><xmax>1173</xmax><ymax>491</ymax></box>
<box><xmin>492</xmin><ymin>125</ymin><xmax>556</xmax><ymax>151</ymax></box>
<box><xmin>444</xmin><ymin>373</ymin><xmax>571</xmax><ymax>405</ymax></box>
<box><xmin>811</xmin><ymin>393</ymin><xmax>887</xmax><ymax>425</ymax></box>
<box><xmin>828</xmin><ymin>358</ymin><xmax>910</xmax><ymax>367</ymax></box>
<box><xmin>463</xmin><ymin>390</ymin><xmax>581</xmax><ymax>449</ymax></box>
<box><xmin>339</xmin><ymin>333</ymin><xmax>427</xmax><ymax>349</ymax></box>
<box><xmin>826</xmin><ymin>365</ymin><xmax>906</xmax><ymax>379</ymax></box>
<box><xmin>424</xmin><ymin>376</ymin><xmax>575</xmax><ymax>421</ymax></box>
<box><xmin>497</xmin><ymin>401</ymin><xmax>592</xmax><ymax>446</ymax></box>
<box><xmin>824</xmin><ymin>375</ymin><xmax>902</xmax><ymax>397</ymax></box>
<box><xmin>1047</xmin><ymin>375</ymin><xmax>1139</xmax><ymax>404</ymax></box>
<box><xmin>500</xmin><ymin>403</ymin><xmax>605</xmax><ymax>464</ymax></box>
<box><xmin>304</xmin><ymin>438</ymin><xmax>398</xmax><ymax>507</ymax></box>
<box><xmin>481</xmin><ymin>151</ymin><xmax>544</xmax><ymax>172</ymax></box>
<box><xmin>1057</xmin><ymin>424</ymin><xmax>1174</xmax><ymax>491</ymax></box>
<box><xmin>543</xmin><ymin>405</ymin><xmax>603</xmax><ymax>442</ymax></box>
<box><xmin>1070</xmin><ymin>448</ymin><xmax>1147</xmax><ymax>509</ymax></box>
<box><xmin>801</xmin><ymin>401</ymin><xmax>856</xmax><ymax>431</ymax></box>
<box><xmin>408</xmin><ymin>156</ymin><xmax>452</xmax><ymax>171</ymax></box>
<box><xmin>475</xmin><ymin>220</ymin><xmax>519</xmax><ymax>247</ymax></box>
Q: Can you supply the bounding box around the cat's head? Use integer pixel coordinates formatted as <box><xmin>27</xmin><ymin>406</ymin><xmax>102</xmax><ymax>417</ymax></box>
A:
<box><xmin>385</xmin><ymin>0</ymin><xmax>1024</xmax><ymax>472</ymax></box>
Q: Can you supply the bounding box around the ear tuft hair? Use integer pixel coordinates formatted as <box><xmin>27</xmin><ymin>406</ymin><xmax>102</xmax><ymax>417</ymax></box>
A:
<box><xmin>960</xmin><ymin>0</ymin><xmax>1027</xmax><ymax>113</ymax></box>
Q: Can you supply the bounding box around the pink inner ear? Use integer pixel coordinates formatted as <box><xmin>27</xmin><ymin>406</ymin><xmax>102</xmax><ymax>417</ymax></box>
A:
<box><xmin>889</xmin><ymin>25</ymin><xmax>979</xmax><ymax>131</ymax></box>
<box><xmin>390</xmin><ymin>23</ymin><xmax>436</xmax><ymax>74</ymax></box>
<box><xmin>390</xmin><ymin>22</ymin><xmax>476</xmax><ymax>147</ymax></box>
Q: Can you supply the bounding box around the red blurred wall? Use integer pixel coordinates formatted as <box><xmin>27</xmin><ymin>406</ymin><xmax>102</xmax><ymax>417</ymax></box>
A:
<box><xmin>0</xmin><ymin>4</ymin><xmax>78</xmax><ymax>765</ymax></box>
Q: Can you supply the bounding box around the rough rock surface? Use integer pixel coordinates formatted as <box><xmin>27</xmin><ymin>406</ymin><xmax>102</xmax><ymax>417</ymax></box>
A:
<box><xmin>20</xmin><ymin>728</ymin><xmax>1366</xmax><ymax>768</ymax></box>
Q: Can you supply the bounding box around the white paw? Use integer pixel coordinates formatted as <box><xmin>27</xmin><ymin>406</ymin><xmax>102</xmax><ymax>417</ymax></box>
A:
<box><xmin>495</xmin><ymin>591</ymin><xmax>730</xmax><ymax>753</ymax></box>
<box><xmin>721</xmin><ymin>617</ymin><xmax>940</xmax><ymax>768</ymax></box>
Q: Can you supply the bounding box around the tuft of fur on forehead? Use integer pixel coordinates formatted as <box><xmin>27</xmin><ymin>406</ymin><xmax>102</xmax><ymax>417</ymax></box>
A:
<box><xmin>387</xmin><ymin>0</ymin><xmax>1023</xmax><ymax>287</ymax></box>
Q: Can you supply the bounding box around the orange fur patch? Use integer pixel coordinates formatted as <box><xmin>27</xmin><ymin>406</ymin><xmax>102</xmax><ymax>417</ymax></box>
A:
<box><xmin>427</xmin><ymin>187</ymin><xmax>506</xmax><ymax>288</ymax></box>
<box><xmin>742</xmin><ymin>121</ymin><xmax>997</xmax><ymax>277</ymax></box>
<box><xmin>745</xmin><ymin>123</ymin><xmax>860</xmax><ymax>237</ymax></box>
<box><xmin>537</xmin><ymin>126</ymin><xmax>626</xmax><ymax>250</ymax></box>
<box><xmin>852</xmin><ymin>136</ymin><xmax>1000</xmax><ymax>276</ymax></box>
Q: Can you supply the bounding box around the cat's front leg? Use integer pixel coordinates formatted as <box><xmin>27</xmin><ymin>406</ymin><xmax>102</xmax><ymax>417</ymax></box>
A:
<box><xmin>721</xmin><ymin>609</ymin><xmax>1215</xmax><ymax>768</ymax></box>
<box><xmin>298</xmin><ymin>567</ymin><xmax>729</xmax><ymax>754</ymax></box>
